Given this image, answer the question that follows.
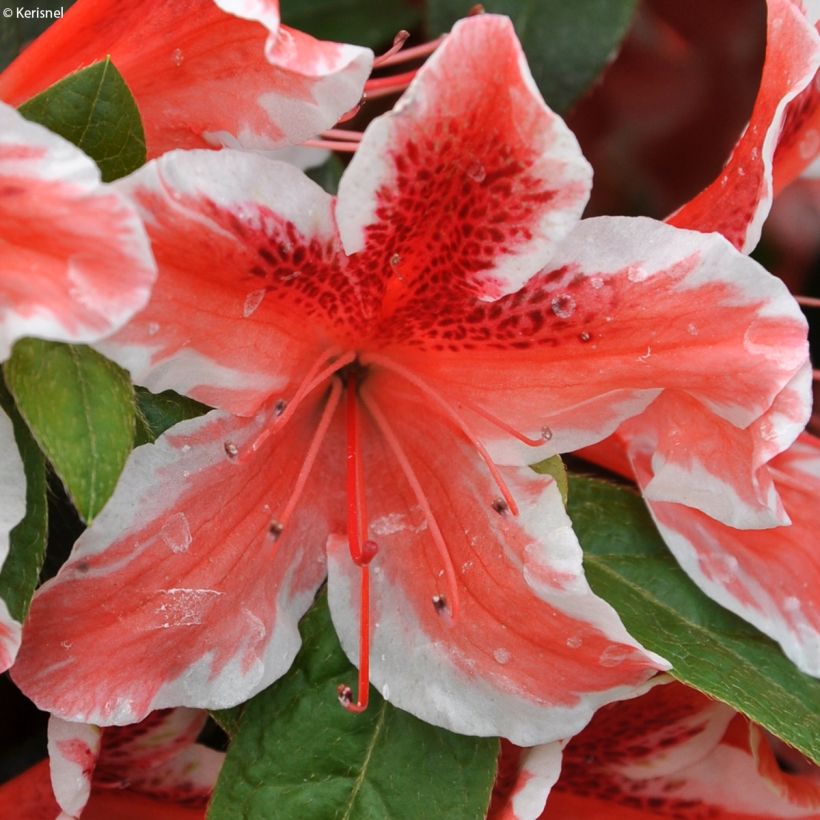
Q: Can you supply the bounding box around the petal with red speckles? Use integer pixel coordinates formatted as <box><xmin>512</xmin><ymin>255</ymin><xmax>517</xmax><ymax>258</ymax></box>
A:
<box><xmin>48</xmin><ymin>719</ymin><xmax>102</xmax><ymax>819</ymax></box>
<box><xmin>11</xmin><ymin>402</ymin><xmax>343</xmax><ymax>724</ymax></box>
<box><xmin>668</xmin><ymin>0</ymin><xmax>820</xmax><ymax>251</ymax></box>
<box><xmin>386</xmin><ymin>217</ymin><xmax>808</xmax><ymax>478</ymax></box>
<box><xmin>0</xmin><ymin>0</ymin><xmax>372</xmax><ymax>158</ymax></box>
<box><xmin>0</xmin><ymin>408</ymin><xmax>29</xmax><ymax>673</ymax></box>
<box><xmin>327</xmin><ymin>380</ymin><xmax>666</xmax><ymax>746</ymax></box>
<box><xmin>630</xmin><ymin>432</ymin><xmax>820</xmax><ymax>677</ymax></box>
<box><xmin>101</xmin><ymin>150</ymin><xmax>358</xmax><ymax>416</ymax></box>
<box><xmin>336</xmin><ymin>14</ymin><xmax>591</xmax><ymax>304</ymax></box>
<box><xmin>0</xmin><ymin>103</ymin><xmax>155</xmax><ymax>360</ymax></box>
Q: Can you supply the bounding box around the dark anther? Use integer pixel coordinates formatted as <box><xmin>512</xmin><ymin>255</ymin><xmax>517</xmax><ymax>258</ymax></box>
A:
<box><xmin>432</xmin><ymin>594</ymin><xmax>447</xmax><ymax>613</ymax></box>
<box><xmin>268</xmin><ymin>520</ymin><xmax>285</xmax><ymax>541</ymax></box>
<box><xmin>337</xmin><ymin>684</ymin><xmax>354</xmax><ymax>708</ymax></box>
<box><xmin>491</xmin><ymin>498</ymin><xmax>508</xmax><ymax>515</ymax></box>
<box><xmin>274</xmin><ymin>399</ymin><xmax>287</xmax><ymax>417</ymax></box>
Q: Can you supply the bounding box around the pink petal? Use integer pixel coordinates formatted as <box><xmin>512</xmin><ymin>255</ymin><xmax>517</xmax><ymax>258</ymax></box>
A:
<box><xmin>336</xmin><ymin>14</ymin><xmax>591</xmax><ymax>303</ymax></box>
<box><xmin>12</xmin><ymin>403</ymin><xmax>342</xmax><ymax>724</ymax></box>
<box><xmin>543</xmin><ymin>680</ymin><xmax>819</xmax><ymax>818</ymax></box>
<box><xmin>102</xmin><ymin>150</ymin><xmax>354</xmax><ymax>416</ymax></box>
<box><xmin>668</xmin><ymin>0</ymin><xmax>820</xmax><ymax>251</ymax></box>
<box><xmin>327</xmin><ymin>381</ymin><xmax>666</xmax><ymax>745</ymax></box>
<box><xmin>0</xmin><ymin>407</ymin><xmax>28</xmax><ymax>672</ymax></box>
<box><xmin>488</xmin><ymin>741</ymin><xmax>565</xmax><ymax>820</ymax></box>
<box><xmin>0</xmin><ymin>0</ymin><xmax>372</xmax><ymax>158</ymax></box>
<box><xmin>635</xmin><ymin>433</ymin><xmax>820</xmax><ymax>677</ymax></box>
<box><xmin>384</xmin><ymin>217</ymin><xmax>808</xmax><ymax>467</ymax></box>
<box><xmin>0</xmin><ymin>103</ymin><xmax>155</xmax><ymax>360</ymax></box>
<box><xmin>48</xmin><ymin>717</ymin><xmax>103</xmax><ymax>819</ymax></box>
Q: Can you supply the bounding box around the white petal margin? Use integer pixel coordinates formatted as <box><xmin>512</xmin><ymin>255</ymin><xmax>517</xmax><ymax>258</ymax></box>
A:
<box><xmin>47</xmin><ymin>717</ymin><xmax>102</xmax><ymax>820</ymax></box>
<box><xmin>327</xmin><ymin>470</ymin><xmax>668</xmax><ymax>747</ymax></box>
<box><xmin>212</xmin><ymin>0</ymin><xmax>281</xmax><ymax>32</ymax></box>
<box><xmin>336</xmin><ymin>14</ymin><xmax>591</xmax><ymax>297</ymax></box>
<box><xmin>500</xmin><ymin>743</ymin><xmax>566</xmax><ymax>820</ymax></box>
<box><xmin>0</xmin><ymin>407</ymin><xmax>26</xmax><ymax>672</ymax></box>
<box><xmin>0</xmin><ymin>102</ymin><xmax>156</xmax><ymax>360</ymax></box>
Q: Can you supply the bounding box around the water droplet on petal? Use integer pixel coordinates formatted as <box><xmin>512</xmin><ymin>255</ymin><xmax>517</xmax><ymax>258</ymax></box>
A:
<box><xmin>493</xmin><ymin>648</ymin><xmax>510</xmax><ymax>665</ymax></box>
<box><xmin>599</xmin><ymin>644</ymin><xmax>630</xmax><ymax>667</ymax></box>
<box><xmin>687</xmin><ymin>323</ymin><xmax>699</xmax><ymax>336</ymax></box>
<box><xmin>382</xmin><ymin>684</ymin><xmax>391</xmax><ymax>701</ymax></box>
<box><xmin>181</xmin><ymin>444</ymin><xmax>191</xmax><ymax>452</ymax></box>
<box><xmin>147</xmin><ymin>322</ymin><xmax>160</xmax><ymax>336</ymax></box>
<box><xmin>390</xmin><ymin>252</ymin><xmax>401</xmax><ymax>267</ymax></box>
<box><xmin>799</xmin><ymin>130</ymin><xmax>819</xmax><ymax>160</ymax></box>
<box><xmin>551</xmin><ymin>293</ymin><xmax>576</xmax><ymax>318</ymax></box>
<box><xmin>710</xmin><ymin>553</ymin><xmax>739</xmax><ymax>583</ymax></box>
<box><xmin>541</xmin><ymin>425</ymin><xmax>553</xmax><ymax>441</ymax></box>
<box><xmin>750</xmin><ymin>146</ymin><xmax>760</xmax><ymax>161</ymax></box>
<box><xmin>466</xmin><ymin>160</ymin><xmax>486</xmax><ymax>183</ymax></box>
<box><xmin>160</xmin><ymin>512</ymin><xmax>192</xmax><ymax>553</ymax></box>
<box><xmin>626</xmin><ymin>264</ymin><xmax>648</xmax><ymax>283</ymax></box>
<box><xmin>578</xmin><ymin>331</ymin><xmax>591</xmax><ymax>343</ymax></box>
<box><xmin>566</xmin><ymin>636</ymin><xmax>582</xmax><ymax>649</ymax></box>
<box><xmin>243</xmin><ymin>288</ymin><xmax>266</xmax><ymax>318</ymax></box>
<box><xmin>224</xmin><ymin>441</ymin><xmax>239</xmax><ymax>460</ymax></box>
<box><xmin>172</xmin><ymin>48</ymin><xmax>184</xmax><ymax>66</ymax></box>
<box><xmin>590</xmin><ymin>277</ymin><xmax>604</xmax><ymax>290</ymax></box>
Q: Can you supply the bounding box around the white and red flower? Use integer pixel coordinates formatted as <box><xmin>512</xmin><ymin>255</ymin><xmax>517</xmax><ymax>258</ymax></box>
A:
<box><xmin>0</xmin><ymin>101</ymin><xmax>157</xmax><ymax>672</ymax></box>
<box><xmin>0</xmin><ymin>0</ymin><xmax>373</xmax><ymax>158</ymax></box>
<box><xmin>11</xmin><ymin>14</ymin><xmax>809</xmax><ymax>744</ymax></box>
<box><xmin>490</xmin><ymin>679</ymin><xmax>820</xmax><ymax>819</ymax></box>
<box><xmin>0</xmin><ymin>708</ymin><xmax>222</xmax><ymax>819</ymax></box>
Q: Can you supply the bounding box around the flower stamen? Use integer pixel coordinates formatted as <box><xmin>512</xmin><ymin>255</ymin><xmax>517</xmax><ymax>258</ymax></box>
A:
<box><xmin>364</xmin><ymin>69</ymin><xmax>418</xmax><ymax>100</ymax></box>
<box><xmin>375</xmin><ymin>34</ymin><xmax>446</xmax><ymax>68</ymax></box>
<box><xmin>457</xmin><ymin>399</ymin><xmax>551</xmax><ymax>447</ymax></box>
<box><xmin>360</xmin><ymin>383</ymin><xmax>461</xmax><ymax>619</ymax></box>
<box><xmin>372</xmin><ymin>30</ymin><xmax>411</xmax><ymax>67</ymax></box>
<box><xmin>360</xmin><ymin>352</ymin><xmax>520</xmax><ymax>515</ymax></box>
<box><xmin>795</xmin><ymin>295</ymin><xmax>820</xmax><ymax>309</ymax></box>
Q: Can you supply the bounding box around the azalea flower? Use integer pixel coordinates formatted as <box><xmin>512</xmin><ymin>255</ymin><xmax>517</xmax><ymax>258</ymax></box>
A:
<box><xmin>0</xmin><ymin>708</ymin><xmax>222</xmax><ymax>819</ymax></box>
<box><xmin>668</xmin><ymin>0</ymin><xmax>820</xmax><ymax>251</ymax></box>
<box><xmin>0</xmin><ymin>100</ymin><xmax>156</xmax><ymax>671</ymax></box>
<box><xmin>490</xmin><ymin>678</ymin><xmax>820</xmax><ymax>819</ymax></box>
<box><xmin>0</xmin><ymin>0</ymin><xmax>373</xmax><ymax>158</ymax></box>
<box><xmin>11</xmin><ymin>14</ymin><xmax>809</xmax><ymax>745</ymax></box>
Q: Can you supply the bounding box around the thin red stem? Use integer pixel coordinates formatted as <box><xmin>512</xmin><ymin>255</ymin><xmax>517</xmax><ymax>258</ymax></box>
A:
<box><xmin>796</xmin><ymin>295</ymin><xmax>820</xmax><ymax>309</ymax></box>
<box><xmin>372</xmin><ymin>30</ymin><xmax>410</xmax><ymax>67</ymax></box>
<box><xmin>303</xmin><ymin>139</ymin><xmax>359</xmax><ymax>153</ymax></box>
<box><xmin>376</xmin><ymin>35</ymin><xmax>445</xmax><ymax>67</ymax></box>
<box><xmin>360</xmin><ymin>352</ymin><xmax>520</xmax><ymax>515</ymax></box>
<box><xmin>320</xmin><ymin>128</ymin><xmax>363</xmax><ymax>142</ymax></box>
<box><xmin>364</xmin><ymin>69</ymin><xmax>418</xmax><ymax>99</ymax></box>
<box><xmin>458</xmin><ymin>398</ymin><xmax>549</xmax><ymax>447</ymax></box>
<box><xmin>360</xmin><ymin>384</ymin><xmax>461</xmax><ymax>619</ymax></box>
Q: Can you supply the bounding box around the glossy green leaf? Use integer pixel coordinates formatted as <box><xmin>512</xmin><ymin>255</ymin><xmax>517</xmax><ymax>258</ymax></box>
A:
<box><xmin>426</xmin><ymin>0</ymin><xmax>637</xmax><ymax>112</ymax></box>
<box><xmin>134</xmin><ymin>387</ymin><xmax>211</xmax><ymax>446</ymax></box>
<box><xmin>4</xmin><ymin>340</ymin><xmax>135</xmax><ymax>523</ymax></box>
<box><xmin>283</xmin><ymin>0</ymin><xmax>421</xmax><ymax>49</ymax></box>
<box><xmin>0</xmin><ymin>380</ymin><xmax>47</xmax><ymax>624</ymax></box>
<box><xmin>18</xmin><ymin>57</ymin><xmax>145</xmax><ymax>181</ymax></box>
<box><xmin>209</xmin><ymin>593</ymin><xmax>499</xmax><ymax>819</ymax></box>
<box><xmin>568</xmin><ymin>475</ymin><xmax>820</xmax><ymax>763</ymax></box>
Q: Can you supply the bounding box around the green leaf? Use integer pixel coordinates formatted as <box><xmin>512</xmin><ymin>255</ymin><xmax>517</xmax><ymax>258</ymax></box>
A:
<box><xmin>283</xmin><ymin>0</ymin><xmax>421</xmax><ymax>49</ymax></box>
<box><xmin>4</xmin><ymin>340</ymin><xmax>136</xmax><ymax>523</ymax></box>
<box><xmin>135</xmin><ymin>387</ymin><xmax>211</xmax><ymax>446</ymax></box>
<box><xmin>18</xmin><ymin>57</ymin><xmax>146</xmax><ymax>181</ymax></box>
<box><xmin>307</xmin><ymin>154</ymin><xmax>346</xmax><ymax>196</ymax></box>
<box><xmin>209</xmin><ymin>593</ymin><xmax>499</xmax><ymax>820</ymax></box>
<box><xmin>568</xmin><ymin>475</ymin><xmax>820</xmax><ymax>763</ymax></box>
<box><xmin>531</xmin><ymin>455</ymin><xmax>568</xmax><ymax>505</ymax></box>
<box><xmin>0</xmin><ymin>380</ymin><xmax>47</xmax><ymax>625</ymax></box>
<box><xmin>426</xmin><ymin>0</ymin><xmax>637</xmax><ymax>112</ymax></box>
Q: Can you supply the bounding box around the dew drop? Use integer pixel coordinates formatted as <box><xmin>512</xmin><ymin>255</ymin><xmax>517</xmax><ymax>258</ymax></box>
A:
<box><xmin>686</xmin><ymin>323</ymin><xmax>699</xmax><ymax>336</ymax></box>
<box><xmin>599</xmin><ymin>644</ymin><xmax>630</xmax><ymax>667</ymax></box>
<box><xmin>61</xmin><ymin>640</ymin><xmax>72</xmax><ymax>650</ymax></box>
<box><xmin>540</xmin><ymin>425</ymin><xmax>553</xmax><ymax>441</ymax></box>
<box><xmin>461</xmin><ymin>560</ymin><xmax>474</xmax><ymax>573</ymax></box>
<box><xmin>160</xmin><ymin>512</ymin><xmax>192</xmax><ymax>553</ymax></box>
<box><xmin>737</xmin><ymin>166</ymin><xmax>746</xmax><ymax>177</ymax></box>
<box><xmin>147</xmin><ymin>322</ymin><xmax>160</xmax><ymax>337</ymax></box>
<box><xmin>578</xmin><ymin>331</ymin><xmax>591</xmax><ymax>343</ymax></box>
<box><xmin>590</xmin><ymin>277</ymin><xmax>604</xmax><ymax>290</ymax></box>
<box><xmin>390</xmin><ymin>252</ymin><xmax>401</xmax><ymax>267</ymax></box>
<box><xmin>799</xmin><ymin>130</ymin><xmax>819</xmax><ymax>160</ymax></box>
<box><xmin>493</xmin><ymin>648</ymin><xmax>510</xmax><ymax>665</ymax></box>
<box><xmin>710</xmin><ymin>553</ymin><xmax>738</xmax><ymax>583</ymax></box>
<box><xmin>243</xmin><ymin>288</ymin><xmax>266</xmax><ymax>318</ymax></box>
<box><xmin>784</xmin><ymin>596</ymin><xmax>800</xmax><ymax>613</ymax></box>
<box><xmin>626</xmin><ymin>264</ymin><xmax>647</xmax><ymax>283</ymax></box>
<box><xmin>466</xmin><ymin>160</ymin><xmax>486</xmax><ymax>183</ymax></box>
<box><xmin>382</xmin><ymin>684</ymin><xmax>391</xmax><ymax>701</ymax></box>
<box><xmin>172</xmin><ymin>48</ymin><xmax>184</xmax><ymax>66</ymax></box>
<box><xmin>750</xmin><ymin>147</ymin><xmax>760</xmax><ymax>161</ymax></box>
<box><xmin>551</xmin><ymin>293</ymin><xmax>576</xmax><ymax>319</ymax></box>
<box><xmin>224</xmin><ymin>441</ymin><xmax>239</xmax><ymax>460</ymax></box>
<box><xmin>566</xmin><ymin>636</ymin><xmax>583</xmax><ymax>649</ymax></box>
<box><xmin>181</xmin><ymin>444</ymin><xmax>191</xmax><ymax>453</ymax></box>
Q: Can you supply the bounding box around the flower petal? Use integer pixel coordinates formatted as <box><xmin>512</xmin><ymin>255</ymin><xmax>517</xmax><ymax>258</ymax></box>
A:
<box><xmin>0</xmin><ymin>0</ymin><xmax>372</xmax><ymax>158</ymax></box>
<box><xmin>384</xmin><ymin>216</ymin><xmax>808</xmax><ymax>468</ymax></box>
<box><xmin>0</xmin><ymin>102</ymin><xmax>155</xmax><ymax>360</ymax></box>
<box><xmin>48</xmin><ymin>718</ymin><xmax>103</xmax><ymax>819</ymax></box>
<box><xmin>668</xmin><ymin>0</ymin><xmax>820</xmax><ymax>251</ymax></box>
<box><xmin>327</xmin><ymin>379</ymin><xmax>666</xmax><ymax>746</ymax></box>
<box><xmin>488</xmin><ymin>740</ymin><xmax>565</xmax><ymax>820</ymax></box>
<box><xmin>336</xmin><ymin>14</ymin><xmax>591</xmax><ymax>303</ymax></box>
<box><xmin>0</xmin><ymin>406</ymin><xmax>27</xmax><ymax>672</ymax></box>
<box><xmin>102</xmin><ymin>150</ymin><xmax>354</xmax><ymax>415</ymax></box>
<box><xmin>633</xmin><ymin>433</ymin><xmax>820</xmax><ymax>677</ymax></box>
<box><xmin>12</xmin><ymin>402</ymin><xmax>343</xmax><ymax>724</ymax></box>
